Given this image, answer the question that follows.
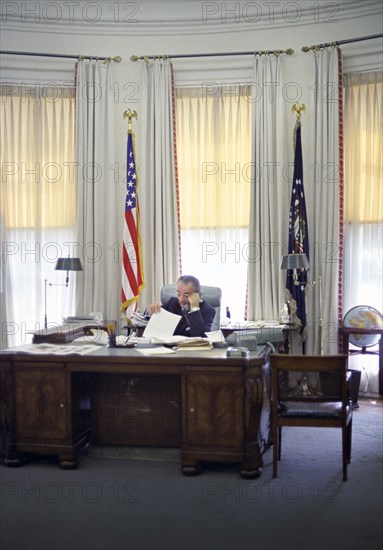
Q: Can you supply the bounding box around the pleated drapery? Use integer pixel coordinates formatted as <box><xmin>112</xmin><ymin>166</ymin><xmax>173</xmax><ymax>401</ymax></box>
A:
<box><xmin>309</xmin><ymin>47</ymin><xmax>342</xmax><ymax>354</ymax></box>
<box><xmin>246</xmin><ymin>54</ymin><xmax>289</xmax><ymax>322</ymax></box>
<box><xmin>75</xmin><ymin>59</ymin><xmax>120</xmax><ymax>323</ymax></box>
<box><xmin>138</xmin><ymin>59</ymin><xmax>181</xmax><ymax>308</ymax></box>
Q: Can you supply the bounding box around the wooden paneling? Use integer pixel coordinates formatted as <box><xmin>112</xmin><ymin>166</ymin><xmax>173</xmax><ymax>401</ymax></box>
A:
<box><xmin>15</xmin><ymin>370</ymin><xmax>68</xmax><ymax>440</ymax></box>
<box><xmin>185</xmin><ymin>373</ymin><xmax>243</xmax><ymax>447</ymax></box>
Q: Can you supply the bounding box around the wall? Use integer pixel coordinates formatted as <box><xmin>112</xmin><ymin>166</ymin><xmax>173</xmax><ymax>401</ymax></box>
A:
<box><xmin>1</xmin><ymin>1</ymin><xmax>382</xmax><ymax>190</ymax></box>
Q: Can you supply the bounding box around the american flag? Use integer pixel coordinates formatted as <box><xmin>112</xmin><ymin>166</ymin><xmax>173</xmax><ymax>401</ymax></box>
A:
<box><xmin>286</xmin><ymin>122</ymin><xmax>309</xmax><ymax>335</ymax></box>
<box><xmin>121</xmin><ymin>130</ymin><xmax>144</xmax><ymax>315</ymax></box>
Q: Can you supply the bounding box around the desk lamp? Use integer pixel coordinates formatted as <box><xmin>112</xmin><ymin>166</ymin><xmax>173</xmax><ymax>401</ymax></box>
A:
<box><xmin>279</xmin><ymin>253</ymin><xmax>309</xmax><ymax>287</ymax></box>
<box><xmin>44</xmin><ymin>257</ymin><xmax>83</xmax><ymax>328</ymax></box>
<box><xmin>54</xmin><ymin>257</ymin><xmax>83</xmax><ymax>286</ymax></box>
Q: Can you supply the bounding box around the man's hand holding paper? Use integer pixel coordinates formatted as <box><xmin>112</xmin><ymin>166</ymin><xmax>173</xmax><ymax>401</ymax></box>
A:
<box><xmin>143</xmin><ymin>308</ymin><xmax>181</xmax><ymax>338</ymax></box>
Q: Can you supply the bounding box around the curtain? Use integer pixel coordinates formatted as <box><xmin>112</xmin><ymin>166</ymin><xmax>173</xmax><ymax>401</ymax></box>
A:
<box><xmin>343</xmin><ymin>72</ymin><xmax>383</xmax><ymax>312</ymax></box>
<box><xmin>0</xmin><ymin>86</ymin><xmax>77</xmax><ymax>346</ymax></box>
<box><xmin>175</xmin><ymin>86</ymin><xmax>251</xmax><ymax>321</ymax></box>
<box><xmin>247</xmin><ymin>54</ymin><xmax>288</xmax><ymax>322</ymax></box>
<box><xmin>310</xmin><ymin>47</ymin><xmax>341</xmax><ymax>354</ymax></box>
<box><xmin>75</xmin><ymin>59</ymin><xmax>120</xmax><ymax>323</ymax></box>
<box><xmin>0</xmin><ymin>215</ymin><xmax>11</xmax><ymax>349</ymax></box>
<box><xmin>138</xmin><ymin>59</ymin><xmax>180</xmax><ymax>307</ymax></box>
<box><xmin>343</xmin><ymin>72</ymin><xmax>383</xmax><ymax>395</ymax></box>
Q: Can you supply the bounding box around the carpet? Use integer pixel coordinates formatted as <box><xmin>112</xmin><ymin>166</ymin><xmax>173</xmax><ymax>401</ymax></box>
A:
<box><xmin>0</xmin><ymin>398</ymin><xmax>382</xmax><ymax>550</ymax></box>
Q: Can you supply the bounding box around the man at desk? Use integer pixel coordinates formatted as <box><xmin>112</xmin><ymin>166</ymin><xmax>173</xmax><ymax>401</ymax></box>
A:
<box><xmin>147</xmin><ymin>275</ymin><xmax>215</xmax><ymax>337</ymax></box>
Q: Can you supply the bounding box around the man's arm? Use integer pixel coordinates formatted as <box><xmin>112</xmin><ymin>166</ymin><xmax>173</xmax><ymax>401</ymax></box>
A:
<box><xmin>186</xmin><ymin>301</ymin><xmax>216</xmax><ymax>337</ymax></box>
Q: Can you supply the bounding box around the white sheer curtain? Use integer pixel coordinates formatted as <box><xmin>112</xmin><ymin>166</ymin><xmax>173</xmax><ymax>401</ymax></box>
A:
<box><xmin>343</xmin><ymin>71</ymin><xmax>383</xmax><ymax>395</ymax></box>
<box><xmin>175</xmin><ymin>86</ymin><xmax>251</xmax><ymax>321</ymax></box>
<box><xmin>0</xmin><ymin>86</ymin><xmax>77</xmax><ymax>346</ymax></box>
<box><xmin>75</xmin><ymin>59</ymin><xmax>120</xmax><ymax>323</ymax></box>
<box><xmin>138</xmin><ymin>59</ymin><xmax>180</xmax><ymax>307</ymax></box>
<box><xmin>247</xmin><ymin>54</ymin><xmax>288</xmax><ymax>322</ymax></box>
<box><xmin>343</xmin><ymin>72</ymin><xmax>383</xmax><ymax>312</ymax></box>
<box><xmin>0</xmin><ymin>215</ymin><xmax>12</xmax><ymax>349</ymax></box>
<box><xmin>309</xmin><ymin>47</ymin><xmax>342</xmax><ymax>354</ymax></box>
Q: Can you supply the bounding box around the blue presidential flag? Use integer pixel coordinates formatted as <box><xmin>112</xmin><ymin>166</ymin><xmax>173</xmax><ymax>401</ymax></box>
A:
<box><xmin>286</xmin><ymin>122</ymin><xmax>309</xmax><ymax>335</ymax></box>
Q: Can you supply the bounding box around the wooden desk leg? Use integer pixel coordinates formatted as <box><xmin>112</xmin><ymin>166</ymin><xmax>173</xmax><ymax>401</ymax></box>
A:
<box><xmin>241</xmin><ymin>377</ymin><xmax>263</xmax><ymax>479</ymax></box>
<box><xmin>59</xmin><ymin>453</ymin><xmax>79</xmax><ymax>470</ymax></box>
<box><xmin>0</xmin><ymin>434</ymin><xmax>24</xmax><ymax>467</ymax></box>
<box><xmin>3</xmin><ymin>456</ymin><xmax>24</xmax><ymax>467</ymax></box>
<box><xmin>181</xmin><ymin>460</ymin><xmax>201</xmax><ymax>476</ymax></box>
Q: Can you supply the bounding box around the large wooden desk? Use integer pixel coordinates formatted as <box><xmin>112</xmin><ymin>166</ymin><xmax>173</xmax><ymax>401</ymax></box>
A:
<box><xmin>0</xmin><ymin>345</ymin><xmax>272</xmax><ymax>478</ymax></box>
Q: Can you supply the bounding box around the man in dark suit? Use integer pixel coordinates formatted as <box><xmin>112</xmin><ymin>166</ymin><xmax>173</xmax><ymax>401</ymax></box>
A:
<box><xmin>147</xmin><ymin>275</ymin><xmax>215</xmax><ymax>337</ymax></box>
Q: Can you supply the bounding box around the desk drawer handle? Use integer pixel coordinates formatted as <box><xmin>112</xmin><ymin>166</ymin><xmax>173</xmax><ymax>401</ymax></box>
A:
<box><xmin>190</xmin><ymin>408</ymin><xmax>194</xmax><ymax>413</ymax></box>
<box><xmin>59</xmin><ymin>403</ymin><xmax>64</xmax><ymax>408</ymax></box>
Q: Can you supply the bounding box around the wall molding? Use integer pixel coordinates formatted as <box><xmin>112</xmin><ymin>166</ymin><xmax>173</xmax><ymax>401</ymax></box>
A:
<box><xmin>1</xmin><ymin>0</ymin><xmax>382</xmax><ymax>37</ymax></box>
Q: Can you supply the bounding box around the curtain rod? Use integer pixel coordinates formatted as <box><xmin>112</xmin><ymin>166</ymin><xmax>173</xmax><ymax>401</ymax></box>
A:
<box><xmin>0</xmin><ymin>50</ymin><xmax>122</xmax><ymax>62</ymax></box>
<box><xmin>302</xmin><ymin>33</ymin><xmax>383</xmax><ymax>52</ymax></box>
<box><xmin>130</xmin><ymin>48</ymin><xmax>294</xmax><ymax>62</ymax></box>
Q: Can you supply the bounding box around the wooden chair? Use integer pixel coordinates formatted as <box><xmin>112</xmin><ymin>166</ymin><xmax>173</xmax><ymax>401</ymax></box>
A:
<box><xmin>270</xmin><ymin>354</ymin><xmax>353</xmax><ymax>481</ymax></box>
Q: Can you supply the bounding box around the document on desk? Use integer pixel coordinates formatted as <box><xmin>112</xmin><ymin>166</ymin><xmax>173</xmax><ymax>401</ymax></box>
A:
<box><xmin>137</xmin><ymin>346</ymin><xmax>176</xmax><ymax>355</ymax></box>
<box><xmin>143</xmin><ymin>308</ymin><xmax>181</xmax><ymax>338</ymax></box>
<box><xmin>2</xmin><ymin>343</ymin><xmax>101</xmax><ymax>355</ymax></box>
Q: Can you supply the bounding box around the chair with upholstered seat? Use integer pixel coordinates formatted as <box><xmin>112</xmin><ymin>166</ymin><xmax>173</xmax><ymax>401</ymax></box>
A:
<box><xmin>160</xmin><ymin>284</ymin><xmax>222</xmax><ymax>331</ymax></box>
<box><xmin>270</xmin><ymin>354</ymin><xmax>353</xmax><ymax>481</ymax></box>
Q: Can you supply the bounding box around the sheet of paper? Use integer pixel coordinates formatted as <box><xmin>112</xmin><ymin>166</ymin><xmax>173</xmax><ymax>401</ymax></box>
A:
<box><xmin>137</xmin><ymin>346</ymin><xmax>176</xmax><ymax>355</ymax></box>
<box><xmin>143</xmin><ymin>308</ymin><xmax>181</xmax><ymax>338</ymax></box>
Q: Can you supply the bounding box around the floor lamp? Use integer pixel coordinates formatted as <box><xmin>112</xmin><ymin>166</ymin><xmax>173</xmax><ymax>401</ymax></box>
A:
<box><xmin>280</xmin><ymin>253</ymin><xmax>323</xmax><ymax>355</ymax></box>
<box><xmin>44</xmin><ymin>257</ymin><xmax>83</xmax><ymax>328</ymax></box>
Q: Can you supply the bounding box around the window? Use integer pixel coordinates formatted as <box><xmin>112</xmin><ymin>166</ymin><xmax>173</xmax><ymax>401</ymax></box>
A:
<box><xmin>343</xmin><ymin>73</ymin><xmax>383</xmax><ymax>311</ymax></box>
<box><xmin>176</xmin><ymin>86</ymin><xmax>252</xmax><ymax>320</ymax></box>
<box><xmin>343</xmin><ymin>72</ymin><xmax>383</xmax><ymax>395</ymax></box>
<box><xmin>1</xmin><ymin>86</ymin><xmax>77</xmax><ymax>345</ymax></box>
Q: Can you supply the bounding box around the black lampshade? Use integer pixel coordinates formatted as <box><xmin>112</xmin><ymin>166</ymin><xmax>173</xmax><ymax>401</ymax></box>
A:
<box><xmin>279</xmin><ymin>253</ymin><xmax>309</xmax><ymax>270</ymax></box>
<box><xmin>55</xmin><ymin>257</ymin><xmax>83</xmax><ymax>271</ymax></box>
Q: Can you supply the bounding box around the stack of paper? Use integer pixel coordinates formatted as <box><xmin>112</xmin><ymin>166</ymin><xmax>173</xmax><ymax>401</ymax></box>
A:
<box><xmin>176</xmin><ymin>338</ymin><xmax>212</xmax><ymax>351</ymax></box>
<box><xmin>141</xmin><ymin>309</ymin><xmax>215</xmax><ymax>351</ymax></box>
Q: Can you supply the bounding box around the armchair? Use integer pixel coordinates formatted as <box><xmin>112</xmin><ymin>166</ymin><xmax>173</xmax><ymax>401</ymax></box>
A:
<box><xmin>270</xmin><ymin>354</ymin><xmax>353</xmax><ymax>481</ymax></box>
<box><xmin>160</xmin><ymin>284</ymin><xmax>222</xmax><ymax>331</ymax></box>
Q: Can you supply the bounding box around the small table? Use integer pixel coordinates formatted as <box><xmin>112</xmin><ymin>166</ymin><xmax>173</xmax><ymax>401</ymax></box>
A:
<box><xmin>339</xmin><ymin>327</ymin><xmax>383</xmax><ymax>396</ymax></box>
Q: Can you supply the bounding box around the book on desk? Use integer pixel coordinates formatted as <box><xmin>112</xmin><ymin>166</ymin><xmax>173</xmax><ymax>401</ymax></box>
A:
<box><xmin>32</xmin><ymin>322</ymin><xmax>97</xmax><ymax>344</ymax></box>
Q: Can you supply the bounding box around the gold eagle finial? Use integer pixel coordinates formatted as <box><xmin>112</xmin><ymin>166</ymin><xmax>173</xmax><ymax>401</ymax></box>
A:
<box><xmin>292</xmin><ymin>103</ymin><xmax>306</xmax><ymax>120</ymax></box>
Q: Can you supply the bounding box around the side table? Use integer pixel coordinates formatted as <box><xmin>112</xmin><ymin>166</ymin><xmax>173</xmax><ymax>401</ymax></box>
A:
<box><xmin>339</xmin><ymin>327</ymin><xmax>383</xmax><ymax>396</ymax></box>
